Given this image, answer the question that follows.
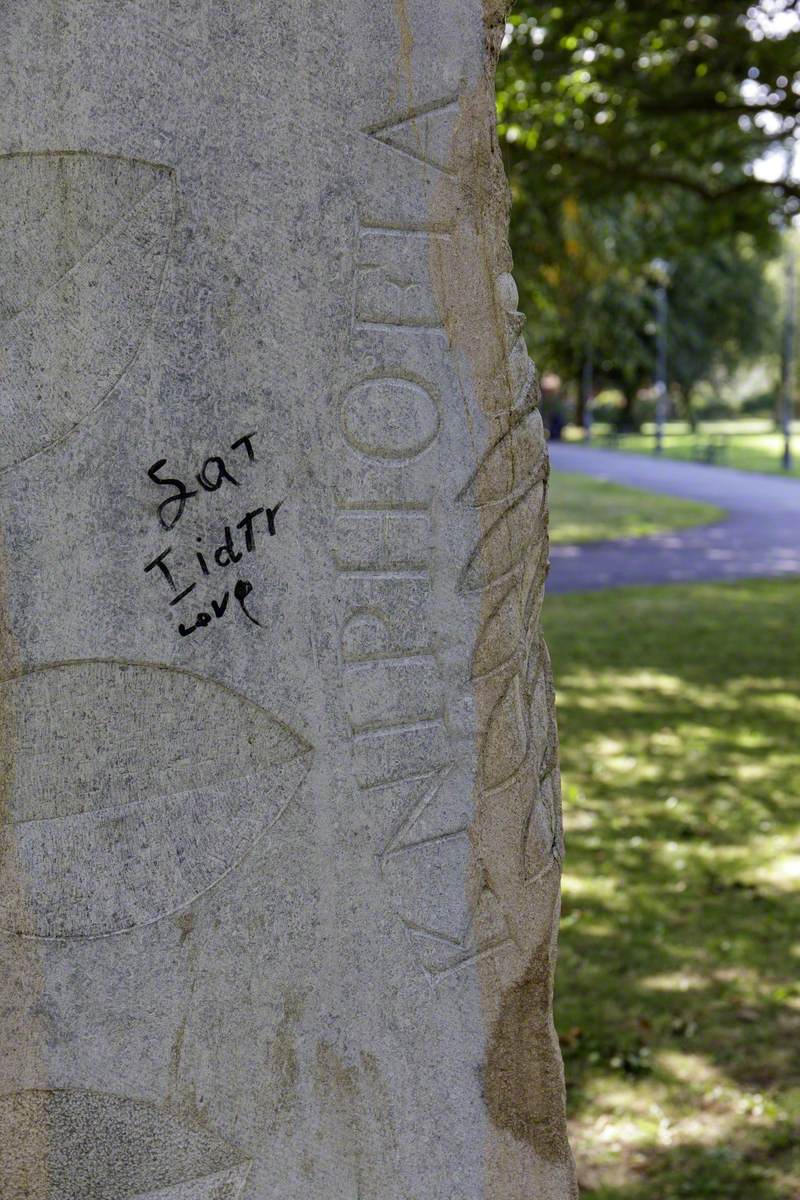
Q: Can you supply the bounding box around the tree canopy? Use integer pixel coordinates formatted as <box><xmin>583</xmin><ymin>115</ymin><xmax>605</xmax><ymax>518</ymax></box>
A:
<box><xmin>498</xmin><ymin>1</ymin><xmax>799</xmax><ymax>419</ymax></box>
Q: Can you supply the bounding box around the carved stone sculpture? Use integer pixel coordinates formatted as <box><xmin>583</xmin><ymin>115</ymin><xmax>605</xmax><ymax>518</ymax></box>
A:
<box><xmin>0</xmin><ymin>2</ymin><xmax>575</xmax><ymax>1196</ymax></box>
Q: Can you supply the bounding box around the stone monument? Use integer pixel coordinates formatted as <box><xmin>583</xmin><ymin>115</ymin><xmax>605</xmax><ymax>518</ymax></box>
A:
<box><xmin>0</xmin><ymin>2</ymin><xmax>575</xmax><ymax>1196</ymax></box>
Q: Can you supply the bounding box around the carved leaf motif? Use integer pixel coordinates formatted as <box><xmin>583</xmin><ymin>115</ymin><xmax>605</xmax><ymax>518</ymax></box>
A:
<box><xmin>521</xmin><ymin>535</ymin><xmax>551</xmax><ymax>650</ymax></box>
<box><xmin>482</xmin><ymin>674</ymin><xmax>529</xmax><ymax>792</ymax></box>
<box><xmin>471</xmin><ymin>577</ymin><xmax>523</xmax><ymax>680</ymax></box>
<box><xmin>523</xmin><ymin>640</ymin><xmax>561</xmax><ymax>879</ymax></box>
<box><xmin>0</xmin><ymin>1090</ymin><xmax>251</xmax><ymax>1200</ymax></box>
<box><xmin>525</xmin><ymin>768</ymin><xmax>561</xmax><ymax>882</ymax></box>
<box><xmin>458</xmin><ymin>482</ymin><xmax>546</xmax><ymax>593</ymax></box>
<box><xmin>480</xmin><ymin>340</ymin><xmax>537</xmax><ymax>416</ymax></box>
<box><xmin>457</xmin><ymin>404</ymin><xmax>547</xmax><ymax>508</ymax></box>
<box><xmin>0</xmin><ymin>660</ymin><xmax>312</xmax><ymax>938</ymax></box>
<box><xmin>0</xmin><ymin>152</ymin><xmax>175</xmax><ymax>472</ymax></box>
<box><xmin>526</xmin><ymin>634</ymin><xmax>560</xmax><ymax>780</ymax></box>
<box><xmin>507</xmin><ymin>335</ymin><xmax>537</xmax><ymax>404</ymax></box>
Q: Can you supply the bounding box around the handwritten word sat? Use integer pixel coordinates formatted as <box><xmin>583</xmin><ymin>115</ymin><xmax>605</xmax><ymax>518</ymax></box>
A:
<box><xmin>148</xmin><ymin>430</ymin><xmax>258</xmax><ymax>531</ymax></box>
<box><xmin>144</xmin><ymin>431</ymin><xmax>282</xmax><ymax>637</ymax></box>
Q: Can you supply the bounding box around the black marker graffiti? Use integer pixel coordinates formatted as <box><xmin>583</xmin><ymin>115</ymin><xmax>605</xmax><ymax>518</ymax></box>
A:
<box><xmin>142</xmin><ymin>431</ymin><xmax>284</xmax><ymax>638</ymax></box>
<box><xmin>177</xmin><ymin>578</ymin><xmax>261</xmax><ymax>637</ymax></box>
<box><xmin>147</xmin><ymin>431</ymin><xmax>258</xmax><ymax>530</ymax></box>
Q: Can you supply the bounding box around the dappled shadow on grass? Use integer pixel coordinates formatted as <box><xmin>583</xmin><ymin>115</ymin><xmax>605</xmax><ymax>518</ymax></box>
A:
<box><xmin>544</xmin><ymin>580</ymin><xmax>800</xmax><ymax>1200</ymax></box>
<box><xmin>573</xmin><ymin>1135</ymin><xmax>797</xmax><ymax>1200</ymax></box>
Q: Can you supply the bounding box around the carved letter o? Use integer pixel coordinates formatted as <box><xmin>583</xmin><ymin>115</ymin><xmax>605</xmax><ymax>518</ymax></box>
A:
<box><xmin>340</xmin><ymin>376</ymin><xmax>440</xmax><ymax>461</ymax></box>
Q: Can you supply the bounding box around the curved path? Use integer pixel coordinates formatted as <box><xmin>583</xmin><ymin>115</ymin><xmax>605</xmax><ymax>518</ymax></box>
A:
<box><xmin>547</xmin><ymin>443</ymin><xmax>800</xmax><ymax>593</ymax></box>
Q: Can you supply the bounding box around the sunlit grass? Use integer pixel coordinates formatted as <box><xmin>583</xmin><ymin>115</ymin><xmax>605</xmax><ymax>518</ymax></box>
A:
<box><xmin>545</xmin><ymin>579</ymin><xmax>800</xmax><ymax>1199</ymax></box>
<box><xmin>549</xmin><ymin>471</ymin><xmax>723</xmax><ymax>543</ymax></box>
<box><xmin>564</xmin><ymin>419</ymin><xmax>800</xmax><ymax>477</ymax></box>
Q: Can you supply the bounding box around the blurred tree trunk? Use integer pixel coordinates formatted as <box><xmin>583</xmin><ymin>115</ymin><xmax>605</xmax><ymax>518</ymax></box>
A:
<box><xmin>575</xmin><ymin>386</ymin><xmax>586</xmax><ymax>430</ymax></box>
<box><xmin>576</xmin><ymin>350</ymin><xmax>594</xmax><ymax>433</ymax></box>
<box><xmin>618</xmin><ymin>389</ymin><xmax>638</xmax><ymax>431</ymax></box>
<box><xmin>676</xmin><ymin>383</ymin><xmax>698</xmax><ymax>431</ymax></box>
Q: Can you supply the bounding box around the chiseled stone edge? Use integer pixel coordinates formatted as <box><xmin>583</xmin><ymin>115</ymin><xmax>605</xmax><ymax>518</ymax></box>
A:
<box><xmin>427</xmin><ymin>3</ymin><xmax>578</xmax><ymax>1196</ymax></box>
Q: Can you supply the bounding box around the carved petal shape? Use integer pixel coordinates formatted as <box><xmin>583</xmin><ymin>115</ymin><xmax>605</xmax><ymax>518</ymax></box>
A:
<box><xmin>471</xmin><ymin>577</ymin><xmax>523</xmax><ymax>681</ymax></box>
<box><xmin>0</xmin><ymin>660</ymin><xmax>312</xmax><ymax>938</ymax></box>
<box><xmin>0</xmin><ymin>151</ymin><xmax>174</xmax><ymax>472</ymax></box>
<box><xmin>458</xmin><ymin>483</ymin><xmax>546</xmax><ymax>594</ymax></box>
<box><xmin>458</xmin><ymin>405</ymin><xmax>547</xmax><ymax>508</ymax></box>
<box><xmin>0</xmin><ymin>1090</ymin><xmax>250</xmax><ymax>1200</ymax></box>
<box><xmin>482</xmin><ymin>675</ymin><xmax>529</xmax><ymax>792</ymax></box>
<box><xmin>523</xmin><ymin>639</ymin><xmax>561</xmax><ymax>879</ymax></box>
<box><xmin>525</xmin><ymin>770</ymin><xmax>560</xmax><ymax>883</ymax></box>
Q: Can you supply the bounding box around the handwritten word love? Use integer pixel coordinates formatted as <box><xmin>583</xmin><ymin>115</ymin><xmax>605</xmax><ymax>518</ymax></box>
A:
<box><xmin>144</xmin><ymin>502</ymin><xmax>282</xmax><ymax>637</ymax></box>
<box><xmin>177</xmin><ymin>578</ymin><xmax>259</xmax><ymax>638</ymax></box>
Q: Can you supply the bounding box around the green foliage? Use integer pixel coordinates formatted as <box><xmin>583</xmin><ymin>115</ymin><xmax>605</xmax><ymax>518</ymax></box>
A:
<box><xmin>667</xmin><ymin>240</ymin><xmax>780</xmax><ymax>418</ymax></box>
<box><xmin>549</xmin><ymin>471</ymin><xmax>723</xmax><ymax>542</ymax></box>
<box><xmin>498</xmin><ymin>3</ymin><xmax>799</xmax><ymax>218</ymax></box>
<box><xmin>545</xmin><ymin>579</ymin><xmax>800</xmax><ymax>1198</ymax></box>
<box><xmin>497</xmin><ymin>2</ymin><xmax>798</xmax><ymax>412</ymax></box>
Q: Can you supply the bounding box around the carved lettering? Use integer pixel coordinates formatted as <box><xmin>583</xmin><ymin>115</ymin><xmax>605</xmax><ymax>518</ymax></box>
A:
<box><xmin>335</xmin><ymin>94</ymin><xmax>533</xmax><ymax>981</ymax></box>
<box><xmin>332</xmin><ymin>499</ymin><xmax>434</xmax><ymax>573</ymax></box>
<box><xmin>340</xmin><ymin>375</ymin><xmax>440</xmax><ymax>461</ymax></box>
<box><xmin>363</xmin><ymin>97</ymin><xmax>460</xmax><ymax>175</ymax></box>
<box><xmin>353</xmin><ymin>223</ymin><xmax>451</xmax><ymax>332</ymax></box>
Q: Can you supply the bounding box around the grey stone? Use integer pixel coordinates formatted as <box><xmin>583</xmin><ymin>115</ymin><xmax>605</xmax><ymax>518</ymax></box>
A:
<box><xmin>0</xmin><ymin>2</ymin><xmax>575</xmax><ymax>1197</ymax></box>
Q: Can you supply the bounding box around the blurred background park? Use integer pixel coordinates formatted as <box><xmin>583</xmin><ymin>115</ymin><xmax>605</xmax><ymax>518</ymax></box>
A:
<box><xmin>498</xmin><ymin>3</ymin><xmax>800</xmax><ymax>1196</ymax></box>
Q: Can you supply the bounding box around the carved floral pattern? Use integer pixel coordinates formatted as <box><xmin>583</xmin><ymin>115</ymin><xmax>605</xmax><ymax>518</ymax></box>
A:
<box><xmin>459</xmin><ymin>272</ymin><xmax>563</xmax><ymax>895</ymax></box>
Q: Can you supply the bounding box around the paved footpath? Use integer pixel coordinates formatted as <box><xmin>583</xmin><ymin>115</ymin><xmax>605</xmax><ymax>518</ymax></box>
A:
<box><xmin>547</xmin><ymin>442</ymin><xmax>800</xmax><ymax>593</ymax></box>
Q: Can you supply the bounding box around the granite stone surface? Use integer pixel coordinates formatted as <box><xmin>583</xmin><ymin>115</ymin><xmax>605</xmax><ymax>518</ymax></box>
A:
<box><xmin>0</xmin><ymin>2</ymin><xmax>575</xmax><ymax>1196</ymax></box>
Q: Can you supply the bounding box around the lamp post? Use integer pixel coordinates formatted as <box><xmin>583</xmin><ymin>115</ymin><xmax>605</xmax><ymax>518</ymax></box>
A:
<box><xmin>652</xmin><ymin>259</ymin><xmax>670</xmax><ymax>456</ymax></box>
<box><xmin>582</xmin><ymin>348</ymin><xmax>594</xmax><ymax>443</ymax></box>
<box><xmin>781</xmin><ymin>236</ymin><xmax>796</xmax><ymax>472</ymax></box>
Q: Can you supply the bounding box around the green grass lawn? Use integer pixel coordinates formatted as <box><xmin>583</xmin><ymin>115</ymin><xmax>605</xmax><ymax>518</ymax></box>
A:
<box><xmin>545</xmin><ymin>579</ymin><xmax>800</xmax><ymax>1199</ymax></box>
<box><xmin>549</xmin><ymin>471</ymin><xmax>724</xmax><ymax>544</ymax></box>
<box><xmin>564</xmin><ymin>419</ymin><xmax>800</xmax><ymax>478</ymax></box>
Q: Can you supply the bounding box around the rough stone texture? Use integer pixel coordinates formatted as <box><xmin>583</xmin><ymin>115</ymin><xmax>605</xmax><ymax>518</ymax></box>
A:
<box><xmin>0</xmin><ymin>2</ymin><xmax>575</xmax><ymax>1197</ymax></box>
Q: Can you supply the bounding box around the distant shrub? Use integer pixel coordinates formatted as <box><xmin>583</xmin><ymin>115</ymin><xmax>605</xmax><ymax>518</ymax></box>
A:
<box><xmin>695</xmin><ymin>397</ymin><xmax>736</xmax><ymax>420</ymax></box>
<box><xmin>590</xmin><ymin>398</ymin><xmax>622</xmax><ymax>425</ymax></box>
<box><xmin>741</xmin><ymin>390</ymin><xmax>778</xmax><ymax>416</ymax></box>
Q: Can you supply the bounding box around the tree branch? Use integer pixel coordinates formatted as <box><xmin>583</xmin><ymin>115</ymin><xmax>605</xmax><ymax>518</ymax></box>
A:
<box><xmin>547</xmin><ymin>148</ymin><xmax>800</xmax><ymax>202</ymax></box>
<box><xmin>638</xmin><ymin>97</ymin><xmax>799</xmax><ymax>120</ymax></box>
